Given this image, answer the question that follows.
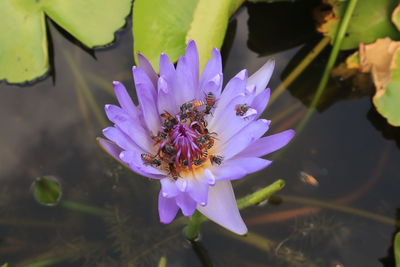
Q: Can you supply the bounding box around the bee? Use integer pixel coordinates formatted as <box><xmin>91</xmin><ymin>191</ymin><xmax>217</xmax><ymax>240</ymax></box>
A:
<box><xmin>161</xmin><ymin>113</ymin><xmax>178</xmax><ymax>131</ymax></box>
<box><xmin>235</xmin><ymin>104</ymin><xmax>250</xmax><ymax>116</ymax></box>
<box><xmin>180</xmin><ymin>100</ymin><xmax>206</xmax><ymax>112</ymax></box>
<box><xmin>160</xmin><ymin>112</ymin><xmax>173</xmax><ymax>120</ymax></box>
<box><xmin>179</xmin><ymin>112</ymin><xmax>189</xmax><ymax>121</ymax></box>
<box><xmin>167</xmin><ymin>163</ymin><xmax>179</xmax><ymax>180</ymax></box>
<box><xmin>151</xmin><ymin>131</ymin><xmax>168</xmax><ymax>144</ymax></box>
<box><xmin>206</xmin><ymin>138</ymin><xmax>215</xmax><ymax>149</ymax></box>
<box><xmin>161</xmin><ymin>144</ymin><xmax>175</xmax><ymax>155</ymax></box>
<box><xmin>210</xmin><ymin>155</ymin><xmax>223</xmax><ymax>165</ymax></box>
<box><xmin>196</xmin><ymin>135</ymin><xmax>207</xmax><ymax>145</ymax></box>
<box><xmin>193</xmin><ymin>157</ymin><xmax>206</xmax><ymax>166</ymax></box>
<box><xmin>141</xmin><ymin>153</ymin><xmax>161</xmax><ymax>167</ymax></box>
<box><xmin>191</xmin><ymin>121</ymin><xmax>207</xmax><ymax>134</ymax></box>
<box><xmin>205</xmin><ymin>92</ymin><xmax>216</xmax><ymax>114</ymax></box>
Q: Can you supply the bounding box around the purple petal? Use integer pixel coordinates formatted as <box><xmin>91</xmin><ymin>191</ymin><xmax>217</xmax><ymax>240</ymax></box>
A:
<box><xmin>137</xmin><ymin>53</ymin><xmax>158</xmax><ymax>88</ymax></box>
<box><xmin>197</xmin><ymin>181</ymin><xmax>247</xmax><ymax>235</ymax></box>
<box><xmin>251</xmin><ymin>88</ymin><xmax>270</xmax><ymax>119</ymax></box>
<box><xmin>200</xmin><ymin>48</ymin><xmax>222</xmax><ymax>97</ymax></box>
<box><xmin>202</xmin><ymin>74</ymin><xmax>223</xmax><ymax>98</ymax></box>
<box><xmin>184</xmin><ymin>40</ymin><xmax>199</xmax><ymax>95</ymax></box>
<box><xmin>159</xmin><ymin>53</ymin><xmax>175</xmax><ymax>81</ymax></box>
<box><xmin>223</xmin><ymin>157</ymin><xmax>272</xmax><ymax>175</ymax></box>
<box><xmin>219</xmin><ymin>119</ymin><xmax>271</xmax><ymax>160</ymax></box>
<box><xmin>104</xmin><ymin>104</ymin><xmax>154</xmax><ymax>153</ymax></box>
<box><xmin>204</xmin><ymin>169</ymin><xmax>216</xmax><ymax>185</ymax></box>
<box><xmin>237</xmin><ymin>129</ymin><xmax>295</xmax><ymax>158</ymax></box>
<box><xmin>174</xmin><ymin>56</ymin><xmax>197</xmax><ymax>107</ymax></box>
<box><xmin>158</xmin><ymin>192</ymin><xmax>179</xmax><ymax>224</ymax></box>
<box><xmin>112</xmin><ymin>81</ymin><xmax>140</xmax><ymax>119</ymax></box>
<box><xmin>211</xmin><ymin>165</ymin><xmax>247</xmax><ymax>181</ymax></box>
<box><xmin>97</xmin><ymin>137</ymin><xmax>123</xmax><ymax>163</ymax></box>
<box><xmin>176</xmin><ymin>193</ymin><xmax>197</xmax><ymax>216</ymax></box>
<box><xmin>247</xmin><ymin>60</ymin><xmax>275</xmax><ymax>95</ymax></box>
<box><xmin>102</xmin><ymin>126</ymin><xmax>142</xmax><ymax>152</ymax></box>
<box><xmin>160</xmin><ymin>178</ymin><xmax>179</xmax><ymax>198</ymax></box>
<box><xmin>157</xmin><ymin>76</ymin><xmax>178</xmax><ymax>115</ymax></box>
<box><xmin>208</xmin><ymin>72</ymin><xmax>247</xmax><ymax>127</ymax></box>
<box><xmin>175</xmin><ymin>178</ymin><xmax>188</xmax><ymax>192</ymax></box>
<box><xmin>132</xmin><ymin>67</ymin><xmax>161</xmax><ymax>134</ymax></box>
<box><xmin>187</xmin><ymin>176</ymin><xmax>209</xmax><ymax>206</ymax></box>
<box><xmin>119</xmin><ymin>150</ymin><xmax>165</xmax><ymax>178</ymax></box>
<box><xmin>209</xmin><ymin>95</ymin><xmax>253</xmax><ymax>142</ymax></box>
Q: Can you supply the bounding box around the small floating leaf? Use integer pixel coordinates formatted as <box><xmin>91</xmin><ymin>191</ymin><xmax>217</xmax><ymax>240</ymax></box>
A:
<box><xmin>340</xmin><ymin>38</ymin><xmax>400</xmax><ymax>126</ymax></box>
<box><xmin>396</xmin><ymin>232</ymin><xmax>400</xmax><ymax>267</ymax></box>
<box><xmin>316</xmin><ymin>0</ymin><xmax>400</xmax><ymax>50</ymax></box>
<box><xmin>133</xmin><ymin>0</ymin><xmax>242</xmax><ymax>71</ymax></box>
<box><xmin>32</xmin><ymin>176</ymin><xmax>62</xmax><ymax>206</ymax></box>
<box><xmin>392</xmin><ymin>5</ymin><xmax>400</xmax><ymax>31</ymax></box>
<box><xmin>0</xmin><ymin>0</ymin><xmax>131</xmax><ymax>84</ymax></box>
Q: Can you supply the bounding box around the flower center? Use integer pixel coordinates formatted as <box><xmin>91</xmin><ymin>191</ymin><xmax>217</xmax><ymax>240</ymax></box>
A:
<box><xmin>141</xmin><ymin>94</ymin><xmax>223</xmax><ymax>179</ymax></box>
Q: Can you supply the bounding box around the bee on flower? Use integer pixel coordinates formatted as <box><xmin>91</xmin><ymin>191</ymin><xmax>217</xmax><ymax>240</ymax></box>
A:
<box><xmin>97</xmin><ymin>40</ymin><xmax>295</xmax><ymax>235</ymax></box>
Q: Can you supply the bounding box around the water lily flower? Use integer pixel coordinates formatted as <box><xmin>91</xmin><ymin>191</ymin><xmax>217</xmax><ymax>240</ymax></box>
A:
<box><xmin>97</xmin><ymin>40</ymin><xmax>295</xmax><ymax>235</ymax></box>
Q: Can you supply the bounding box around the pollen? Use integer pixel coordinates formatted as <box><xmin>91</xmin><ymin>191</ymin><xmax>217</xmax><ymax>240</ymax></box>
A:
<box><xmin>141</xmin><ymin>93</ymin><xmax>222</xmax><ymax>180</ymax></box>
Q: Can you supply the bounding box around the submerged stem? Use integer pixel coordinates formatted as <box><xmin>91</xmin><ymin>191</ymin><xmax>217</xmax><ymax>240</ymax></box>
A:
<box><xmin>269</xmin><ymin>36</ymin><xmax>331</xmax><ymax>105</ymax></box>
<box><xmin>295</xmin><ymin>0</ymin><xmax>359</xmax><ymax>134</ymax></box>
<box><xmin>60</xmin><ymin>200</ymin><xmax>109</xmax><ymax>216</ymax></box>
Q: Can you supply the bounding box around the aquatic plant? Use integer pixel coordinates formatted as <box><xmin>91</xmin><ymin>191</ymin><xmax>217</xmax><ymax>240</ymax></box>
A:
<box><xmin>97</xmin><ymin>40</ymin><xmax>294</xmax><ymax>235</ymax></box>
<box><xmin>0</xmin><ymin>0</ymin><xmax>131</xmax><ymax>83</ymax></box>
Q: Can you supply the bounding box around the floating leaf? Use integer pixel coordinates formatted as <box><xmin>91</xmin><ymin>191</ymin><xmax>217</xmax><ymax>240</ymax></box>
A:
<box><xmin>340</xmin><ymin>38</ymin><xmax>400</xmax><ymax>126</ymax></box>
<box><xmin>396</xmin><ymin>232</ymin><xmax>400</xmax><ymax>267</ymax></box>
<box><xmin>32</xmin><ymin>176</ymin><xmax>62</xmax><ymax>206</ymax></box>
<box><xmin>0</xmin><ymin>0</ymin><xmax>131</xmax><ymax>84</ymax></box>
<box><xmin>392</xmin><ymin>5</ymin><xmax>400</xmax><ymax>30</ymax></box>
<box><xmin>133</xmin><ymin>0</ymin><xmax>243</xmax><ymax>71</ymax></box>
<box><xmin>316</xmin><ymin>0</ymin><xmax>400</xmax><ymax>50</ymax></box>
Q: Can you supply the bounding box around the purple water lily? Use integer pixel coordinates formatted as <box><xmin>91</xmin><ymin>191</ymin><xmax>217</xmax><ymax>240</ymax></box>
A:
<box><xmin>97</xmin><ymin>40</ymin><xmax>294</xmax><ymax>235</ymax></box>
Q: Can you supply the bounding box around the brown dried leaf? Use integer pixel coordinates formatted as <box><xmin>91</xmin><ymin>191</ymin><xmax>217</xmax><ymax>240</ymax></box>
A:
<box><xmin>358</xmin><ymin>38</ymin><xmax>400</xmax><ymax>95</ymax></box>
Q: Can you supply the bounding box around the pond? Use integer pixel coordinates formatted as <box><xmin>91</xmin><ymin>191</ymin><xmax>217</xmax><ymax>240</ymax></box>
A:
<box><xmin>1</xmin><ymin>2</ymin><xmax>400</xmax><ymax>267</ymax></box>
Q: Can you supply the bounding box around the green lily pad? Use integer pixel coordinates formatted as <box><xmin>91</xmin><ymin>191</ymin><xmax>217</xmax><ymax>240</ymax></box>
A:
<box><xmin>317</xmin><ymin>0</ymin><xmax>400</xmax><ymax>50</ymax></box>
<box><xmin>373</xmin><ymin>45</ymin><xmax>400</xmax><ymax>126</ymax></box>
<box><xmin>0</xmin><ymin>0</ymin><xmax>131</xmax><ymax>84</ymax></box>
<box><xmin>395</xmin><ymin>232</ymin><xmax>400</xmax><ymax>267</ymax></box>
<box><xmin>133</xmin><ymin>0</ymin><xmax>244</xmax><ymax>72</ymax></box>
<box><xmin>32</xmin><ymin>176</ymin><xmax>62</xmax><ymax>206</ymax></box>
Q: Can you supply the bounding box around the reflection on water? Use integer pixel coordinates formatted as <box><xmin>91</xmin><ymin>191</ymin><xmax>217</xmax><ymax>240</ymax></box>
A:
<box><xmin>1</xmin><ymin>3</ymin><xmax>400</xmax><ymax>267</ymax></box>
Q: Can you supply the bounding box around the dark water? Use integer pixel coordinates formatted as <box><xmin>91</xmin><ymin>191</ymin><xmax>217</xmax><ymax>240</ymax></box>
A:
<box><xmin>1</xmin><ymin>3</ymin><xmax>400</xmax><ymax>267</ymax></box>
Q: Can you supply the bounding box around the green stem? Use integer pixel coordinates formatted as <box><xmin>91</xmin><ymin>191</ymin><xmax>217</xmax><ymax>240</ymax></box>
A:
<box><xmin>63</xmin><ymin>50</ymin><xmax>108</xmax><ymax>128</ymax></box>
<box><xmin>281</xmin><ymin>195</ymin><xmax>400</xmax><ymax>227</ymax></box>
<box><xmin>269</xmin><ymin>36</ymin><xmax>330</xmax><ymax>105</ymax></box>
<box><xmin>237</xmin><ymin>179</ymin><xmax>285</xmax><ymax>210</ymax></box>
<box><xmin>184</xmin><ymin>180</ymin><xmax>285</xmax><ymax>239</ymax></box>
<box><xmin>157</xmin><ymin>256</ymin><xmax>167</xmax><ymax>267</ymax></box>
<box><xmin>184</xmin><ymin>211</ymin><xmax>204</xmax><ymax>241</ymax></box>
<box><xmin>60</xmin><ymin>200</ymin><xmax>109</xmax><ymax>216</ymax></box>
<box><xmin>295</xmin><ymin>0</ymin><xmax>359</xmax><ymax>134</ymax></box>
